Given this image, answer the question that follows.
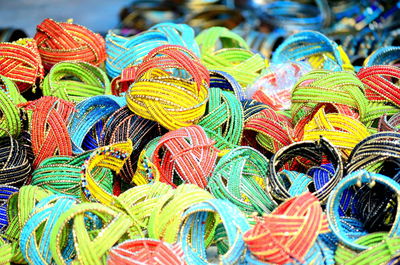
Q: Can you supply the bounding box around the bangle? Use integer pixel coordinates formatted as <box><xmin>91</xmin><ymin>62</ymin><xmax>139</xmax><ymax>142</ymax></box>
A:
<box><xmin>4</xmin><ymin>185</ymin><xmax>52</xmax><ymax>263</ymax></box>
<box><xmin>0</xmin><ymin>38</ymin><xmax>44</xmax><ymax>93</ymax></box>
<box><xmin>242</xmin><ymin>108</ymin><xmax>293</xmax><ymax>154</ymax></box>
<box><xmin>346</xmin><ymin>132</ymin><xmax>400</xmax><ymax>174</ymax></box>
<box><xmin>291</xmin><ymin>70</ymin><xmax>368</xmax><ymax>124</ymax></box>
<box><xmin>68</xmin><ymin>95</ymin><xmax>126</xmax><ymax>154</ymax></box>
<box><xmin>357</xmin><ymin>65</ymin><xmax>400</xmax><ymax>108</ymax></box>
<box><xmin>20</xmin><ymin>195</ymin><xmax>79</xmax><ymax>264</ymax></box>
<box><xmin>0</xmin><ymin>185</ymin><xmax>18</xmax><ymax>231</ymax></box>
<box><xmin>49</xmin><ymin>202</ymin><xmax>136</xmax><ymax>265</ymax></box>
<box><xmin>34</xmin><ymin>18</ymin><xmax>106</xmax><ymax>70</ymax></box>
<box><xmin>105</xmin><ymin>29</ymin><xmax>168</xmax><ymax>78</ymax></box>
<box><xmin>335</xmin><ymin>232</ymin><xmax>400</xmax><ymax>265</ymax></box>
<box><xmin>197</xmin><ymin>86</ymin><xmax>244</xmax><ymax>149</ymax></box>
<box><xmin>243</xmin><ymin>192</ymin><xmax>329</xmax><ymax>264</ymax></box>
<box><xmin>362</xmin><ymin>101</ymin><xmax>399</xmax><ymax>129</ymax></box>
<box><xmin>364</xmin><ymin>46</ymin><xmax>400</xmax><ymax>67</ymax></box>
<box><xmin>303</xmin><ymin>106</ymin><xmax>370</xmax><ymax>159</ymax></box>
<box><xmin>108</xmin><ymin>239</ymin><xmax>186</xmax><ymax>265</ymax></box>
<box><xmin>0</xmin><ymin>76</ymin><xmax>24</xmax><ymax>137</ymax></box>
<box><xmin>241</xmin><ymin>99</ymin><xmax>271</xmax><ymax>121</ymax></box>
<box><xmin>148</xmin><ymin>184</ymin><xmax>214</xmax><ymax>243</ymax></box>
<box><xmin>31</xmin><ymin>152</ymin><xmax>113</xmax><ymax>198</ymax></box>
<box><xmin>326</xmin><ymin>170</ymin><xmax>400</xmax><ymax>251</ymax></box>
<box><xmin>80</xmin><ymin>141</ymin><xmax>133</xmax><ymax>206</ymax></box>
<box><xmin>20</xmin><ymin>96</ymin><xmax>75</xmax><ymax>168</ymax></box>
<box><xmin>99</xmin><ymin>106</ymin><xmax>162</xmax><ymax>183</ymax></box>
<box><xmin>207</xmin><ymin>146</ymin><xmax>277</xmax><ymax>214</ymax></box>
<box><xmin>209</xmin><ymin>70</ymin><xmax>245</xmax><ymax>101</ymax></box>
<box><xmin>379</xmin><ymin>112</ymin><xmax>400</xmax><ymax>132</ymax></box>
<box><xmin>269</xmin><ymin>137</ymin><xmax>343</xmax><ymax>203</ymax></box>
<box><xmin>133</xmin><ymin>137</ymin><xmax>161</xmax><ymax>186</ymax></box>
<box><xmin>179</xmin><ymin>199</ymin><xmax>250</xmax><ymax>265</ymax></box>
<box><xmin>42</xmin><ymin>61</ymin><xmax>111</xmax><ymax>102</ymax></box>
<box><xmin>153</xmin><ymin>125</ymin><xmax>218</xmax><ymax>189</ymax></box>
<box><xmin>0</xmin><ymin>237</ymin><xmax>11</xmax><ymax>265</ymax></box>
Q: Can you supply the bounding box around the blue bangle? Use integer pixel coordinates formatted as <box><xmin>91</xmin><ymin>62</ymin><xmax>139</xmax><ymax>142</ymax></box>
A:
<box><xmin>179</xmin><ymin>199</ymin><xmax>250</xmax><ymax>265</ymax></box>
<box><xmin>326</xmin><ymin>170</ymin><xmax>400</xmax><ymax>251</ymax></box>
<box><xmin>210</xmin><ymin>70</ymin><xmax>246</xmax><ymax>101</ymax></box>
<box><xmin>0</xmin><ymin>185</ymin><xmax>18</xmax><ymax>230</ymax></box>
<box><xmin>364</xmin><ymin>46</ymin><xmax>400</xmax><ymax>67</ymax></box>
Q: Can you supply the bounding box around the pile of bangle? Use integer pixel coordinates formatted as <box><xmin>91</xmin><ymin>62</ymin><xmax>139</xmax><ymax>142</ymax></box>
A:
<box><xmin>1</xmin><ymin>5</ymin><xmax>400</xmax><ymax>264</ymax></box>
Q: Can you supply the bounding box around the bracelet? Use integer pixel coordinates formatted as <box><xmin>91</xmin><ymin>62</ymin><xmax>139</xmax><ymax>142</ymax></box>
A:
<box><xmin>241</xmin><ymin>99</ymin><xmax>271</xmax><ymax>121</ymax></box>
<box><xmin>362</xmin><ymin>101</ymin><xmax>399</xmax><ymax>129</ymax></box>
<box><xmin>148</xmin><ymin>184</ymin><xmax>214</xmax><ymax>243</ymax></box>
<box><xmin>0</xmin><ymin>75</ymin><xmax>26</xmax><ymax>104</ymax></box>
<box><xmin>99</xmin><ymin>106</ymin><xmax>162</xmax><ymax>183</ymax></box>
<box><xmin>20</xmin><ymin>96</ymin><xmax>75</xmax><ymax>168</ymax></box>
<box><xmin>197</xmin><ymin>86</ymin><xmax>244</xmax><ymax>149</ymax></box>
<box><xmin>105</xmin><ymin>29</ymin><xmax>168</xmax><ymax>78</ymax></box>
<box><xmin>326</xmin><ymin>170</ymin><xmax>400</xmax><ymax>251</ymax></box>
<box><xmin>269</xmin><ymin>137</ymin><xmax>343</xmax><ymax>203</ymax></box>
<box><xmin>242</xmin><ymin>108</ymin><xmax>293</xmax><ymax>154</ymax></box>
<box><xmin>42</xmin><ymin>61</ymin><xmax>111</xmax><ymax>102</ymax></box>
<box><xmin>0</xmin><ymin>38</ymin><xmax>44</xmax><ymax>93</ymax></box>
<box><xmin>132</xmin><ymin>137</ymin><xmax>161</xmax><ymax>186</ymax></box>
<box><xmin>209</xmin><ymin>70</ymin><xmax>245</xmax><ymax>101</ymax></box>
<box><xmin>152</xmin><ymin>125</ymin><xmax>218</xmax><ymax>189</ymax></box>
<box><xmin>364</xmin><ymin>46</ymin><xmax>400</xmax><ymax>67</ymax></box>
<box><xmin>31</xmin><ymin>152</ymin><xmax>113</xmax><ymax>198</ymax></box>
<box><xmin>179</xmin><ymin>199</ymin><xmax>250</xmax><ymax>265</ymax></box>
<box><xmin>379</xmin><ymin>112</ymin><xmax>400</xmax><ymax>132</ymax></box>
<box><xmin>346</xmin><ymin>132</ymin><xmax>400</xmax><ymax>174</ymax></box>
<box><xmin>80</xmin><ymin>141</ymin><xmax>133</xmax><ymax>206</ymax></box>
<box><xmin>335</xmin><ymin>232</ymin><xmax>400</xmax><ymax>265</ymax></box>
<box><xmin>0</xmin><ymin>76</ymin><xmax>24</xmax><ymax>137</ymax></box>
<box><xmin>207</xmin><ymin>146</ymin><xmax>277</xmax><ymax>214</ymax></box>
<box><xmin>0</xmin><ymin>237</ymin><xmax>11</xmax><ymax>265</ymax></box>
<box><xmin>108</xmin><ymin>239</ymin><xmax>186</xmax><ymax>265</ymax></box>
<box><xmin>243</xmin><ymin>192</ymin><xmax>329</xmax><ymax>264</ymax></box>
<box><xmin>68</xmin><ymin>95</ymin><xmax>126</xmax><ymax>154</ymax></box>
<box><xmin>34</xmin><ymin>18</ymin><xmax>106</xmax><ymax>70</ymax></box>
<box><xmin>0</xmin><ymin>185</ymin><xmax>18</xmax><ymax>231</ymax></box>
<box><xmin>20</xmin><ymin>195</ymin><xmax>79</xmax><ymax>264</ymax></box>
<box><xmin>303</xmin><ymin>106</ymin><xmax>370</xmax><ymax>159</ymax></box>
<box><xmin>291</xmin><ymin>70</ymin><xmax>368</xmax><ymax>124</ymax></box>
<box><xmin>4</xmin><ymin>185</ymin><xmax>52</xmax><ymax>263</ymax></box>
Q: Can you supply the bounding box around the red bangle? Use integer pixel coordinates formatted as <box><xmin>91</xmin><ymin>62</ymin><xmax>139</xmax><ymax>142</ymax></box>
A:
<box><xmin>357</xmin><ymin>65</ymin><xmax>400</xmax><ymax>107</ymax></box>
<box><xmin>243</xmin><ymin>192</ymin><xmax>329</xmax><ymax>264</ymax></box>
<box><xmin>152</xmin><ymin>125</ymin><xmax>219</xmax><ymax>189</ymax></box>
<box><xmin>108</xmin><ymin>239</ymin><xmax>186</xmax><ymax>265</ymax></box>
<box><xmin>19</xmin><ymin>96</ymin><xmax>75</xmax><ymax>168</ymax></box>
<box><xmin>111</xmin><ymin>66</ymin><xmax>137</xmax><ymax>96</ymax></box>
<box><xmin>34</xmin><ymin>18</ymin><xmax>106</xmax><ymax>70</ymax></box>
<box><xmin>0</xmin><ymin>38</ymin><xmax>44</xmax><ymax>92</ymax></box>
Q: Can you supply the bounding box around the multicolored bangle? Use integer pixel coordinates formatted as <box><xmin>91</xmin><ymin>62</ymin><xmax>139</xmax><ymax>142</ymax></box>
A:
<box><xmin>132</xmin><ymin>137</ymin><xmax>161</xmax><ymax>186</ymax></box>
<box><xmin>379</xmin><ymin>112</ymin><xmax>400</xmax><ymax>132</ymax></box>
<box><xmin>209</xmin><ymin>70</ymin><xmax>245</xmax><ymax>101</ymax></box>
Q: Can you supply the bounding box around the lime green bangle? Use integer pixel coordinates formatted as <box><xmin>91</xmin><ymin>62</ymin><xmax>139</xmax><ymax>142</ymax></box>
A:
<box><xmin>198</xmin><ymin>87</ymin><xmax>243</xmax><ymax>149</ymax></box>
<box><xmin>147</xmin><ymin>184</ymin><xmax>214</xmax><ymax>244</ymax></box>
<box><xmin>4</xmin><ymin>185</ymin><xmax>52</xmax><ymax>263</ymax></box>
<box><xmin>0</xmin><ymin>238</ymin><xmax>12</xmax><ymax>265</ymax></box>
<box><xmin>42</xmin><ymin>61</ymin><xmax>111</xmax><ymax>102</ymax></box>
<box><xmin>362</xmin><ymin>102</ymin><xmax>399</xmax><ymax>129</ymax></box>
<box><xmin>335</xmin><ymin>232</ymin><xmax>400</xmax><ymax>265</ymax></box>
<box><xmin>0</xmin><ymin>75</ymin><xmax>26</xmax><ymax>104</ymax></box>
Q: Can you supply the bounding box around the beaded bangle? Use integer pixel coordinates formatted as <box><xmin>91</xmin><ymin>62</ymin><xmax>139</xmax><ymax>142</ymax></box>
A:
<box><xmin>68</xmin><ymin>95</ymin><xmax>126</xmax><ymax>154</ymax></box>
<box><xmin>198</xmin><ymin>87</ymin><xmax>243</xmax><ymax>149</ymax></box>
<box><xmin>291</xmin><ymin>70</ymin><xmax>368</xmax><ymax>124</ymax></box>
<box><xmin>346</xmin><ymin>132</ymin><xmax>400</xmax><ymax>175</ymax></box>
<box><xmin>99</xmin><ymin>106</ymin><xmax>163</xmax><ymax>183</ymax></box>
<box><xmin>20</xmin><ymin>195</ymin><xmax>79</xmax><ymax>264</ymax></box>
<box><xmin>31</xmin><ymin>152</ymin><xmax>113</xmax><ymax>198</ymax></box>
<box><xmin>0</xmin><ymin>238</ymin><xmax>11</xmax><ymax>265</ymax></box>
<box><xmin>0</xmin><ymin>130</ymin><xmax>31</xmax><ymax>186</ymax></box>
<box><xmin>335</xmin><ymin>232</ymin><xmax>400</xmax><ymax>265</ymax></box>
<box><xmin>49</xmin><ymin>202</ymin><xmax>135</xmax><ymax>265</ymax></box>
<box><xmin>207</xmin><ymin>146</ymin><xmax>277</xmax><ymax>214</ymax></box>
<box><xmin>133</xmin><ymin>137</ymin><xmax>161</xmax><ymax>186</ymax></box>
<box><xmin>152</xmin><ymin>125</ymin><xmax>218</xmax><ymax>189</ymax></box>
<box><xmin>326</xmin><ymin>170</ymin><xmax>400</xmax><ymax>251</ymax></box>
<box><xmin>105</xmin><ymin>29</ymin><xmax>168</xmax><ymax>78</ymax></box>
<box><xmin>0</xmin><ymin>75</ymin><xmax>26</xmax><ymax>104</ymax></box>
<box><xmin>0</xmin><ymin>38</ymin><xmax>44</xmax><ymax>93</ymax></box>
<box><xmin>148</xmin><ymin>184</ymin><xmax>214</xmax><ymax>243</ymax></box>
<box><xmin>364</xmin><ymin>46</ymin><xmax>400</xmax><ymax>67</ymax></box>
<box><xmin>379</xmin><ymin>113</ymin><xmax>400</xmax><ymax>132</ymax></box>
<box><xmin>179</xmin><ymin>199</ymin><xmax>250</xmax><ymax>265</ymax></box>
<box><xmin>34</xmin><ymin>18</ymin><xmax>106</xmax><ymax>70</ymax></box>
<box><xmin>4</xmin><ymin>185</ymin><xmax>52</xmax><ymax>263</ymax></box>
<box><xmin>241</xmin><ymin>99</ymin><xmax>271</xmax><ymax>121</ymax></box>
<box><xmin>303</xmin><ymin>106</ymin><xmax>370</xmax><ymax>159</ymax></box>
<box><xmin>0</xmin><ymin>185</ymin><xmax>18</xmax><ymax>231</ymax></box>
<box><xmin>42</xmin><ymin>61</ymin><xmax>111</xmax><ymax>102</ymax></box>
<box><xmin>362</xmin><ymin>102</ymin><xmax>399</xmax><ymax>129</ymax></box>
<box><xmin>0</xmin><ymin>76</ymin><xmax>24</xmax><ymax>137</ymax></box>
<box><xmin>20</xmin><ymin>96</ymin><xmax>75</xmax><ymax>168</ymax></box>
<box><xmin>80</xmin><ymin>141</ymin><xmax>133</xmax><ymax>206</ymax></box>
<box><xmin>108</xmin><ymin>239</ymin><xmax>186</xmax><ymax>265</ymax></box>
<box><xmin>242</xmin><ymin>108</ymin><xmax>293</xmax><ymax>154</ymax></box>
<box><xmin>244</xmin><ymin>192</ymin><xmax>329</xmax><ymax>264</ymax></box>
<box><xmin>269</xmin><ymin>137</ymin><xmax>343</xmax><ymax>203</ymax></box>
<box><xmin>209</xmin><ymin>70</ymin><xmax>245</xmax><ymax>101</ymax></box>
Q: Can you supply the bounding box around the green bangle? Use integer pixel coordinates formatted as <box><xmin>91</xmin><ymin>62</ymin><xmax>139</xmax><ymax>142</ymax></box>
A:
<box><xmin>198</xmin><ymin>87</ymin><xmax>243</xmax><ymax>149</ymax></box>
<box><xmin>0</xmin><ymin>238</ymin><xmax>12</xmax><ymax>265</ymax></box>
<box><xmin>4</xmin><ymin>185</ymin><xmax>52</xmax><ymax>263</ymax></box>
<box><xmin>147</xmin><ymin>184</ymin><xmax>214</xmax><ymax>244</ymax></box>
<box><xmin>42</xmin><ymin>61</ymin><xmax>111</xmax><ymax>102</ymax></box>
<box><xmin>335</xmin><ymin>232</ymin><xmax>400</xmax><ymax>265</ymax></box>
<box><xmin>362</xmin><ymin>102</ymin><xmax>399</xmax><ymax>129</ymax></box>
<box><xmin>132</xmin><ymin>137</ymin><xmax>161</xmax><ymax>185</ymax></box>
